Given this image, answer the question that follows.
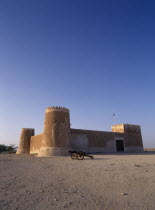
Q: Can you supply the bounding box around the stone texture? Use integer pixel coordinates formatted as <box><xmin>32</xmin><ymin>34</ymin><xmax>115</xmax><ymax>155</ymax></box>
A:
<box><xmin>30</xmin><ymin>133</ymin><xmax>43</xmax><ymax>154</ymax></box>
<box><xmin>112</xmin><ymin>124</ymin><xmax>124</xmax><ymax>133</ymax></box>
<box><xmin>71</xmin><ymin>129</ymin><xmax>122</xmax><ymax>153</ymax></box>
<box><xmin>16</xmin><ymin>128</ymin><xmax>35</xmax><ymax>154</ymax></box>
<box><xmin>38</xmin><ymin>107</ymin><xmax>72</xmax><ymax>156</ymax></box>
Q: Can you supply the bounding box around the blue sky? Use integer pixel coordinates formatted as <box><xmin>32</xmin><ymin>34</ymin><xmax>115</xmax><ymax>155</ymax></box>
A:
<box><xmin>0</xmin><ymin>0</ymin><xmax>155</xmax><ymax>148</ymax></box>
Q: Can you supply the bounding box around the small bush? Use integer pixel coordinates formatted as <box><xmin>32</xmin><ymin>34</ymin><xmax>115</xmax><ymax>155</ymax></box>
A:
<box><xmin>0</xmin><ymin>144</ymin><xmax>17</xmax><ymax>153</ymax></box>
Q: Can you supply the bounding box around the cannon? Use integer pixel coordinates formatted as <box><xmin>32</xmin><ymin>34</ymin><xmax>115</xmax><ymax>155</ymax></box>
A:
<box><xmin>68</xmin><ymin>151</ymin><xmax>94</xmax><ymax>160</ymax></box>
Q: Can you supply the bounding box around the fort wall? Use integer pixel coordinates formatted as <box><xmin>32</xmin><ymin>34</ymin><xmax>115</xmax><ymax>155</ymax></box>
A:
<box><xmin>71</xmin><ymin>129</ymin><xmax>124</xmax><ymax>153</ymax></box>
<box><xmin>30</xmin><ymin>133</ymin><xmax>43</xmax><ymax>154</ymax></box>
<box><xmin>112</xmin><ymin>124</ymin><xmax>144</xmax><ymax>152</ymax></box>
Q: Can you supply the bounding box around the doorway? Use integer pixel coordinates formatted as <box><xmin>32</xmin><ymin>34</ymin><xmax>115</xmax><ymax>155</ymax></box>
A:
<box><xmin>116</xmin><ymin>140</ymin><xmax>124</xmax><ymax>152</ymax></box>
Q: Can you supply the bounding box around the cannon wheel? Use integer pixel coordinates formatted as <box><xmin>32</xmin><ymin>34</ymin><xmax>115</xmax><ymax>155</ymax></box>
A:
<box><xmin>77</xmin><ymin>155</ymin><xmax>84</xmax><ymax>160</ymax></box>
<box><xmin>77</xmin><ymin>151</ymin><xmax>85</xmax><ymax>160</ymax></box>
<box><xmin>71</xmin><ymin>153</ymin><xmax>77</xmax><ymax>160</ymax></box>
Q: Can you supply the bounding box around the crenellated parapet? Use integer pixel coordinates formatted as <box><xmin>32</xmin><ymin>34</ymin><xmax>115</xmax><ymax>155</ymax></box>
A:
<box><xmin>46</xmin><ymin>106</ymin><xmax>69</xmax><ymax>112</ymax></box>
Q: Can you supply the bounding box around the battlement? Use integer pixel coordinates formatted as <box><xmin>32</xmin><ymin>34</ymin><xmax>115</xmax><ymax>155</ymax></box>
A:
<box><xmin>112</xmin><ymin>124</ymin><xmax>141</xmax><ymax>134</ymax></box>
<box><xmin>46</xmin><ymin>106</ymin><xmax>69</xmax><ymax>113</ymax></box>
<box><xmin>22</xmin><ymin>128</ymin><xmax>35</xmax><ymax>130</ymax></box>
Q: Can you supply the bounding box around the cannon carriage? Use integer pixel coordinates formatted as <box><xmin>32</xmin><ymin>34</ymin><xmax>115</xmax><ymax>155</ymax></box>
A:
<box><xmin>68</xmin><ymin>151</ymin><xmax>94</xmax><ymax>160</ymax></box>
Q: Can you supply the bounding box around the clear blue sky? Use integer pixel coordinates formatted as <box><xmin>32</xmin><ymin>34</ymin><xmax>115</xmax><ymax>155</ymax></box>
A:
<box><xmin>0</xmin><ymin>0</ymin><xmax>155</xmax><ymax>148</ymax></box>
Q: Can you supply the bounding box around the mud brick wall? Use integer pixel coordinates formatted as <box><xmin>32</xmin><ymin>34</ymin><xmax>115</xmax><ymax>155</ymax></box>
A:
<box><xmin>30</xmin><ymin>134</ymin><xmax>43</xmax><ymax>154</ymax></box>
<box><xmin>16</xmin><ymin>128</ymin><xmax>35</xmax><ymax>154</ymax></box>
<box><xmin>71</xmin><ymin>129</ymin><xmax>124</xmax><ymax>153</ymax></box>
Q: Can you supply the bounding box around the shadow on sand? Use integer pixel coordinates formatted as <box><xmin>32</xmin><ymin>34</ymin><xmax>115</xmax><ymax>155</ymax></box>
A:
<box><xmin>89</xmin><ymin>151</ymin><xmax>155</xmax><ymax>156</ymax></box>
<box><xmin>84</xmin><ymin>157</ymin><xmax>108</xmax><ymax>160</ymax></box>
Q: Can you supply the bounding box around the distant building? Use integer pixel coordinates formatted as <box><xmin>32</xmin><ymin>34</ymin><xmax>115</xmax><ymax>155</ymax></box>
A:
<box><xmin>16</xmin><ymin>107</ymin><xmax>144</xmax><ymax>156</ymax></box>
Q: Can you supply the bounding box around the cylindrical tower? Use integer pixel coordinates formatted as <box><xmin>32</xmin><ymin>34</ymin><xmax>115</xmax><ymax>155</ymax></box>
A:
<box><xmin>16</xmin><ymin>128</ymin><xmax>35</xmax><ymax>154</ymax></box>
<box><xmin>38</xmin><ymin>106</ymin><xmax>71</xmax><ymax>156</ymax></box>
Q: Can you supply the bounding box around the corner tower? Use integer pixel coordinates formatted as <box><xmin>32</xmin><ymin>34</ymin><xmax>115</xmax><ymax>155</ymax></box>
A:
<box><xmin>38</xmin><ymin>107</ymin><xmax>72</xmax><ymax>156</ymax></box>
<box><xmin>16</xmin><ymin>128</ymin><xmax>35</xmax><ymax>154</ymax></box>
<box><xmin>112</xmin><ymin>124</ymin><xmax>144</xmax><ymax>152</ymax></box>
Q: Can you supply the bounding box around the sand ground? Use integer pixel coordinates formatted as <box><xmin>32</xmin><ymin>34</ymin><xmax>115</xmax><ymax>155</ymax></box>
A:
<box><xmin>0</xmin><ymin>153</ymin><xmax>155</xmax><ymax>210</ymax></box>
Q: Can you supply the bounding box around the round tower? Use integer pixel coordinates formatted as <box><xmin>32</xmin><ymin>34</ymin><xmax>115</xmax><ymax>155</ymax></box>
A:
<box><xmin>38</xmin><ymin>106</ymin><xmax>71</xmax><ymax>156</ymax></box>
<box><xmin>16</xmin><ymin>128</ymin><xmax>35</xmax><ymax>154</ymax></box>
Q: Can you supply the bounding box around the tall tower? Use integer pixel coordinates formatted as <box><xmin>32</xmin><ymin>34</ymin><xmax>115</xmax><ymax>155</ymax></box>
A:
<box><xmin>16</xmin><ymin>128</ymin><xmax>35</xmax><ymax>154</ymax></box>
<box><xmin>38</xmin><ymin>107</ymin><xmax>72</xmax><ymax>156</ymax></box>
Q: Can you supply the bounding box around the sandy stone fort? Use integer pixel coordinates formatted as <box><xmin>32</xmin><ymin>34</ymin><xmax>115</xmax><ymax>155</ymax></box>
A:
<box><xmin>16</xmin><ymin>106</ymin><xmax>144</xmax><ymax>156</ymax></box>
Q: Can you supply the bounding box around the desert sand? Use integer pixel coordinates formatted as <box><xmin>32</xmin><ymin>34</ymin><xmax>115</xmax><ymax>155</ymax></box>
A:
<box><xmin>0</xmin><ymin>153</ymin><xmax>155</xmax><ymax>210</ymax></box>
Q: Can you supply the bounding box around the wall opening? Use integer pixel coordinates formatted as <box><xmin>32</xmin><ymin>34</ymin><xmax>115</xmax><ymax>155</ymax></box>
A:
<box><xmin>116</xmin><ymin>140</ymin><xmax>124</xmax><ymax>152</ymax></box>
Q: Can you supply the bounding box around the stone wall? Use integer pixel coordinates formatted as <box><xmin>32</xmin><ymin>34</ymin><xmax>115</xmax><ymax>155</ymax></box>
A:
<box><xmin>112</xmin><ymin>124</ymin><xmax>124</xmax><ymax>133</ymax></box>
<box><xmin>112</xmin><ymin>124</ymin><xmax>144</xmax><ymax>152</ymax></box>
<box><xmin>29</xmin><ymin>124</ymin><xmax>143</xmax><ymax>155</ymax></box>
<box><xmin>71</xmin><ymin>129</ymin><xmax>124</xmax><ymax>153</ymax></box>
<box><xmin>30</xmin><ymin>134</ymin><xmax>43</xmax><ymax>154</ymax></box>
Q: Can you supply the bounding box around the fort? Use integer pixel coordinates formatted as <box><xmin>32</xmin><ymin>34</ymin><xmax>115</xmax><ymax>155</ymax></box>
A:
<box><xmin>16</xmin><ymin>106</ymin><xmax>144</xmax><ymax>156</ymax></box>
